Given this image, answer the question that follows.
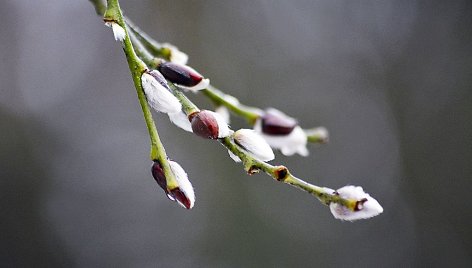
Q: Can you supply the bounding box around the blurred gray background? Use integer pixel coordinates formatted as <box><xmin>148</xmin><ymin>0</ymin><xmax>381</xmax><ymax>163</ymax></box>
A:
<box><xmin>1</xmin><ymin>0</ymin><xmax>471</xmax><ymax>267</ymax></box>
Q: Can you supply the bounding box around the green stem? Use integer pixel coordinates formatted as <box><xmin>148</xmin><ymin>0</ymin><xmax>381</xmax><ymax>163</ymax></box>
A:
<box><xmin>124</xmin><ymin>17</ymin><xmax>327</xmax><ymax>144</ymax></box>
<box><xmin>153</xmin><ymin>74</ymin><xmax>356</xmax><ymax>210</ymax></box>
<box><xmin>126</xmin><ymin>19</ymin><xmax>172</xmax><ymax>60</ymax></box>
<box><xmin>89</xmin><ymin>0</ymin><xmax>106</xmax><ymax>15</ymax></box>
<box><xmin>95</xmin><ymin>1</ymin><xmax>357</xmax><ymax>211</ymax></box>
<box><xmin>201</xmin><ymin>86</ymin><xmax>260</xmax><ymax>125</ymax></box>
<box><xmin>219</xmin><ymin>137</ymin><xmax>357</xmax><ymax>209</ymax></box>
<box><xmin>103</xmin><ymin>0</ymin><xmax>178</xmax><ymax>189</ymax></box>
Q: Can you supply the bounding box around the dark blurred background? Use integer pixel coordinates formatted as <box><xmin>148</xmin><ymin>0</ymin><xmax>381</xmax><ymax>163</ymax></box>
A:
<box><xmin>1</xmin><ymin>0</ymin><xmax>471</xmax><ymax>267</ymax></box>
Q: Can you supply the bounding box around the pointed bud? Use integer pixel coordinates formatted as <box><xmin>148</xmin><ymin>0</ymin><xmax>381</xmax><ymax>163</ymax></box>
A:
<box><xmin>105</xmin><ymin>21</ymin><xmax>126</xmax><ymax>42</ymax></box>
<box><xmin>162</xmin><ymin>43</ymin><xmax>189</xmax><ymax>65</ymax></box>
<box><xmin>233</xmin><ymin>129</ymin><xmax>275</xmax><ymax>162</ymax></box>
<box><xmin>141</xmin><ymin>70</ymin><xmax>182</xmax><ymax>114</ymax></box>
<box><xmin>329</xmin><ymin>185</ymin><xmax>383</xmax><ymax>221</ymax></box>
<box><xmin>190</xmin><ymin>110</ymin><xmax>231</xmax><ymax>139</ymax></box>
<box><xmin>261</xmin><ymin>108</ymin><xmax>297</xmax><ymax>135</ymax></box>
<box><xmin>151</xmin><ymin>160</ymin><xmax>195</xmax><ymax>209</ymax></box>
<box><xmin>158</xmin><ymin>62</ymin><xmax>209</xmax><ymax>91</ymax></box>
<box><xmin>167</xmin><ymin>161</ymin><xmax>195</xmax><ymax>209</ymax></box>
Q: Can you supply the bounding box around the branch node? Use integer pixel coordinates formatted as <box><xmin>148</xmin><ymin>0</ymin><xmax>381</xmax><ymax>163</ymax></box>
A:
<box><xmin>247</xmin><ymin>165</ymin><xmax>260</xmax><ymax>175</ymax></box>
<box><xmin>275</xmin><ymin>166</ymin><xmax>289</xmax><ymax>181</ymax></box>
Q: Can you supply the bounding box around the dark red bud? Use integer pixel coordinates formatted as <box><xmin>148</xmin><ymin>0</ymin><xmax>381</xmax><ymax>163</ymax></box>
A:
<box><xmin>158</xmin><ymin>62</ymin><xmax>203</xmax><ymax>87</ymax></box>
<box><xmin>191</xmin><ymin>110</ymin><xmax>219</xmax><ymax>139</ymax></box>
<box><xmin>170</xmin><ymin>188</ymin><xmax>192</xmax><ymax>209</ymax></box>
<box><xmin>261</xmin><ymin>111</ymin><xmax>297</xmax><ymax>135</ymax></box>
<box><xmin>151</xmin><ymin>161</ymin><xmax>168</xmax><ymax>193</ymax></box>
<box><xmin>152</xmin><ymin>161</ymin><xmax>191</xmax><ymax>207</ymax></box>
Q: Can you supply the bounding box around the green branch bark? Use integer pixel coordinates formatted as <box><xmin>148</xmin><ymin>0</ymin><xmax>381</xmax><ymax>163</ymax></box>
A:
<box><xmin>102</xmin><ymin>0</ymin><xmax>178</xmax><ymax>189</ymax></box>
<box><xmin>91</xmin><ymin>0</ymin><xmax>359</xmax><ymax>211</ymax></box>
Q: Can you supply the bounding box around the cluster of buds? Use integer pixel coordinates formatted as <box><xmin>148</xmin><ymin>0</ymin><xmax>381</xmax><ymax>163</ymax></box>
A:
<box><xmin>151</xmin><ymin>160</ymin><xmax>195</xmax><ymax>209</ymax></box>
<box><xmin>327</xmin><ymin>186</ymin><xmax>383</xmax><ymax>221</ymax></box>
<box><xmin>99</xmin><ymin>5</ymin><xmax>384</xmax><ymax>222</ymax></box>
<box><xmin>254</xmin><ymin>108</ymin><xmax>311</xmax><ymax>156</ymax></box>
<box><xmin>141</xmin><ymin>62</ymin><xmax>211</xmax><ymax>133</ymax></box>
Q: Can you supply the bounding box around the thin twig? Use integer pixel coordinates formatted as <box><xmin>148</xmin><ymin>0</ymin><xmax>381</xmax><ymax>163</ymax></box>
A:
<box><xmin>103</xmin><ymin>0</ymin><xmax>179</xmax><ymax>189</ymax></box>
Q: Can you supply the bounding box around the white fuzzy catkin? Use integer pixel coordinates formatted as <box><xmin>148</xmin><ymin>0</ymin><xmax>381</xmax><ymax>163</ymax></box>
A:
<box><xmin>168</xmin><ymin>111</ymin><xmax>193</xmax><ymax>132</ymax></box>
<box><xmin>215</xmin><ymin>106</ymin><xmax>231</xmax><ymax>124</ymax></box>
<box><xmin>169</xmin><ymin>161</ymin><xmax>195</xmax><ymax>209</ymax></box>
<box><xmin>329</xmin><ymin>185</ymin><xmax>383</xmax><ymax>221</ymax></box>
<box><xmin>233</xmin><ymin>129</ymin><xmax>275</xmax><ymax>162</ymax></box>
<box><xmin>212</xmin><ymin>111</ymin><xmax>231</xmax><ymax>138</ymax></box>
<box><xmin>255</xmin><ymin>120</ymin><xmax>309</xmax><ymax>157</ymax></box>
<box><xmin>105</xmin><ymin>22</ymin><xmax>126</xmax><ymax>42</ymax></box>
<box><xmin>141</xmin><ymin>72</ymin><xmax>182</xmax><ymax>114</ymax></box>
<box><xmin>162</xmin><ymin>43</ymin><xmax>189</xmax><ymax>65</ymax></box>
<box><xmin>305</xmin><ymin>126</ymin><xmax>329</xmax><ymax>143</ymax></box>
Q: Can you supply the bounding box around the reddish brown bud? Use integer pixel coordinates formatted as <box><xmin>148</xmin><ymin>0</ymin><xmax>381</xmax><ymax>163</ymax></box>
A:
<box><xmin>191</xmin><ymin>110</ymin><xmax>219</xmax><ymax>139</ymax></box>
<box><xmin>170</xmin><ymin>188</ymin><xmax>192</xmax><ymax>209</ymax></box>
<box><xmin>191</xmin><ymin>110</ymin><xmax>230</xmax><ymax>139</ymax></box>
<box><xmin>158</xmin><ymin>62</ymin><xmax>203</xmax><ymax>87</ymax></box>
<box><xmin>151</xmin><ymin>160</ymin><xmax>195</xmax><ymax>209</ymax></box>
<box><xmin>261</xmin><ymin>109</ymin><xmax>297</xmax><ymax>135</ymax></box>
<box><xmin>151</xmin><ymin>161</ymin><xmax>169</xmax><ymax>194</ymax></box>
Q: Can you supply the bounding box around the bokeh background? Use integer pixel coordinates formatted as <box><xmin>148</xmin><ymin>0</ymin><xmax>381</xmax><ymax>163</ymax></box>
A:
<box><xmin>1</xmin><ymin>0</ymin><xmax>471</xmax><ymax>267</ymax></box>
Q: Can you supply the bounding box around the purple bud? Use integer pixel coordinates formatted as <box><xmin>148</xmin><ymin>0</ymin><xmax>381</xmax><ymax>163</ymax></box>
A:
<box><xmin>261</xmin><ymin>109</ymin><xmax>297</xmax><ymax>135</ymax></box>
<box><xmin>190</xmin><ymin>110</ymin><xmax>230</xmax><ymax>139</ymax></box>
<box><xmin>158</xmin><ymin>62</ymin><xmax>204</xmax><ymax>88</ymax></box>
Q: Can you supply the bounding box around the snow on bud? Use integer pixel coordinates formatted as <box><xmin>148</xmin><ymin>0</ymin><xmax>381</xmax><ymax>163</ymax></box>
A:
<box><xmin>168</xmin><ymin>111</ymin><xmax>193</xmax><ymax>132</ymax></box>
<box><xmin>254</xmin><ymin>108</ymin><xmax>308</xmax><ymax>156</ymax></box>
<box><xmin>190</xmin><ymin>110</ymin><xmax>231</xmax><ymax>139</ymax></box>
<box><xmin>151</xmin><ymin>160</ymin><xmax>195</xmax><ymax>209</ymax></box>
<box><xmin>162</xmin><ymin>43</ymin><xmax>189</xmax><ymax>65</ymax></box>
<box><xmin>233</xmin><ymin>129</ymin><xmax>275</xmax><ymax>162</ymax></box>
<box><xmin>141</xmin><ymin>70</ymin><xmax>182</xmax><ymax>114</ymax></box>
<box><xmin>329</xmin><ymin>185</ymin><xmax>383</xmax><ymax>221</ymax></box>
<box><xmin>105</xmin><ymin>21</ymin><xmax>126</xmax><ymax>42</ymax></box>
<box><xmin>158</xmin><ymin>62</ymin><xmax>209</xmax><ymax>91</ymax></box>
